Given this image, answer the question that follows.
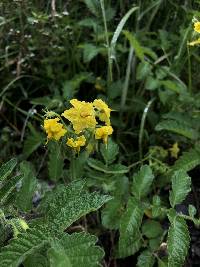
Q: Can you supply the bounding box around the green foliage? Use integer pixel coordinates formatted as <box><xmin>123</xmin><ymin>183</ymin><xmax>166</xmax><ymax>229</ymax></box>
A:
<box><xmin>172</xmin><ymin>149</ymin><xmax>200</xmax><ymax>172</ymax></box>
<box><xmin>169</xmin><ymin>170</ymin><xmax>191</xmax><ymax>208</ymax></box>
<box><xmin>118</xmin><ymin>197</ymin><xmax>144</xmax><ymax>258</ymax></box>
<box><xmin>167</xmin><ymin>213</ymin><xmax>190</xmax><ymax>267</ymax></box>
<box><xmin>132</xmin><ymin>165</ymin><xmax>154</xmax><ymax>200</ymax></box>
<box><xmin>48</xmin><ymin>142</ymin><xmax>64</xmax><ymax>182</ymax></box>
<box><xmin>0</xmin><ymin>178</ymin><xmax>110</xmax><ymax>267</ymax></box>
<box><xmin>16</xmin><ymin>161</ymin><xmax>37</xmax><ymax>211</ymax></box>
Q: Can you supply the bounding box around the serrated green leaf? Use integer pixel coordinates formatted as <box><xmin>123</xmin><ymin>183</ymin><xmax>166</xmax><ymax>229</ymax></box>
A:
<box><xmin>57</xmin><ymin>232</ymin><xmax>104</xmax><ymax>267</ymax></box>
<box><xmin>48</xmin><ymin>242</ymin><xmax>71</xmax><ymax>267</ymax></box>
<box><xmin>0</xmin><ymin>227</ymin><xmax>50</xmax><ymax>267</ymax></box>
<box><xmin>132</xmin><ymin>165</ymin><xmax>154</xmax><ymax>200</ymax></box>
<box><xmin>0</xmin><ymin>158</ymin><xmax>17</xmax><ymax>184</ymax></box>
<box><xmin>48</xmin><ymin>142</ymin><xmax>64</xmax><ymax>182</ymax></box>
<box><xmin>41</xmin><ymin>180</ymin><xmax>111</xmax><ymax>232</ymax></box>
<box><xmin>172</xmin><ymin>149</ymin><xmax>200</xmax><ymax>172</ymax></box>
<box><xmin>155</xmin><ymin>120</ymin><xmax>198</xmax><ymax>140</ymax></box>
<box><xmin>169</xmin><ymin>170</ymin><xmax>191</xmax><ymax>208</ymax></box>
<box><xmin>167</xmin><ymin>214</ymin><xmax>190</xmax><ymax>267</ymax></box>
<box><xmin>16</xmin><ymin>161</ymin><xmax>37</xmax><ymax>212</ymax></box>
<box><xmin>102</xmin><ymin>198</ymin><xmax>122</xmax><ymax>230</ymax></box>
<box><xmin>118</xmin><ymin>197</ymin><xmax>144</xmax><ymax>258</ymax></box>
<box><xmin>137</xmin><ymin>250</ymin><xmax>155</xmax><ymax>267</ymax></box>
<box><xmin>24</xmin><ymin>253</ymin><xmax>48</xmax><ymax>267</ymax></box>
<box><xmin>123</xmin><ymin>30</ymin><xmax>144</xmax><ymax>61</ymax></box>
<box><xmin>100</xmin><ymin>139</ymin><xmax>119</xmax><ymax>165</ymax></box>
<box><xmin>0</xmin><ymin>175</ymin><xmax>23</xmax><ymax>205</ymax></box>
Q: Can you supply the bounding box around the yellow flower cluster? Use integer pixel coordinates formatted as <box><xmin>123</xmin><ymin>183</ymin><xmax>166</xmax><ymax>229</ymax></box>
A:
<box><xmin>43</xmin><ymin>99</ymin><xmax>113</xmax><ymax>153</ymax></box>
<box><xmin>188</xmin><ymin>21</ymin><xmax>200</xmax><ymax>46</ymax></box>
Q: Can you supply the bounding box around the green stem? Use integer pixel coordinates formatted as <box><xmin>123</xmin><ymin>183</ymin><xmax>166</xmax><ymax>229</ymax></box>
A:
<box><xmin>100</xmin><ymin>0</ymin><xmax>113</xmax><ymax>83</ymax></box>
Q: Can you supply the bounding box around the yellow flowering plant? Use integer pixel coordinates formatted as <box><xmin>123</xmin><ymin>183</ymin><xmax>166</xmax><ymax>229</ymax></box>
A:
<box><xmin>43</xmin><ymin>98</ymin><xmax>113</xmax><ymax>154</ymax></box>
<box><xmin>188</xmin><ymin>19</ymin><xmax>200</xmax><ymax>46</ymax></box>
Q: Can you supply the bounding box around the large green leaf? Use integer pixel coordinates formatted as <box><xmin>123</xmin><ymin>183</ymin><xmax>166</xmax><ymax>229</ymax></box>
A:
<box><xmin>0</xmin><ymin>158</ymin><xmax>17</xmax><ymax>183</ymax></box>
<box><xmin>50</xmin><ymin>232</ymin><xmax>104</xmax><ymax>267</ymax></box>
<box><xmin>167</xmin><ymin>213</ymin><xmax>190</xmax><ymax>267</ymax></box>
<box><xmin>41</xmin><ymin>180</ymin><xmax>112</xmax><ymax>232</ymax></box>
<box><xmin>118</xmin><ymin>197</ymin><xmax>144</xmax><ymax>258</ymax></box>
<box><xmin>132</xmin><ymin>165</ymin><xmax>154</xmax><ymax>200</ymax></box>
<box><xmin>16</xmin><ymin>161</ymin><xmax>37</xmax><ymax>212</ymax></box>
<box><xmin>172</xmin><ymin>149</ymin><xmax>200</xmax><ymax>173</ymax></box>
<box><xmin>169</xmin><ymin>170</ymin><xmax>191</xmax><ymax>208</ymax></box>
<box><xmin>155</xmin><ymin>120</ymin><xmax>198</xmax><ymax>140</ymax></box>
<box><xmin>0</xmin><ymin>228</ymin><xmax>49</xmax><ymax>267</ymax></box>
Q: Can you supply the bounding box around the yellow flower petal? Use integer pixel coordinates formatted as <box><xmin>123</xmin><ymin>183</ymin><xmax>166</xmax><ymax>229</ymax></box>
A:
<box><xmin>67</xmin><ymin>135</ymin><xmax>86</xmax><ymax>153</ymax></box>
<box><xmin>43</xmin><ymin>118</ymin><xmax>67</xmax><ymax>141</ymax></box>
<box><xmin>62</xmin><ymin>99</ymin><xmax>96</xmax><ymax>134</ymax></box>
<box><xmin>194</xmin><ymin>21</ymin><xmax>200</xmax><ymax>33</ymax></box>
<box><xmin>95</xmin><ymin>126</ymin><xmax>113</xmax><ymax>144</ymax></box>
<box><xmin>93</xmin><ymin>99</ymin><xmax>112</xmax><ymax>126</ymax></box>
<box><xmin>188</xmin><ymin>38</ymin><xmax>200</xmax><ymax>46</ymax></box>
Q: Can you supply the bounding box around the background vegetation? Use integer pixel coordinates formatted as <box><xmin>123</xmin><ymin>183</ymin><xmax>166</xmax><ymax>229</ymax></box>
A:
<box><xmin>1</xmin><ymin>0</ymin><xmax>200</xmax><ymax>266</ymax></box>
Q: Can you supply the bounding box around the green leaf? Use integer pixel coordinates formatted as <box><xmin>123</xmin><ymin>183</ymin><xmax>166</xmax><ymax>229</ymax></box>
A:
<box><xmin>0</xmin><ymin>158</ymin><xmax>17</xmax><ymax>184</ymax></box>
<box><xmin>136</xmin><ymin>61</ymin><xmax>152</xmax><ymax>80</ymax></box>
<box><xmin>169</xmin><ymin>170</ymin><xmax>191</xmax><ymax>208</ymax></box>
<box><xmin>155</xmin><ymin>120</ymin><xmax>198</xmax><ymax>140</ymax></box>
<box><xmin>0</xmin><ymin>175</ymin><xmax>23</xmax><ymax>205</ymax></box>
<box><xmin>172</xmin><ymin>149</ymin><xmax>200</xmax><ymax>172</ymax></box>
<box><xmin>118</xmin><ymin>197</ymin><xmax>144</xmax><ymax>258</ymax></box>
<box><xmin>0</xmin><ymin>228</ymin><xmax>49</xmax><ymax>267</ymax></box>
<box><xmin>132</xmin><ymin>165</ymin><xmax>154</xmax><ymax>200</ymax></box>
<box><xmin>102</xmin><ymin>198</ymin><xmax>122</xmax><ymax>230</ymax></box>
<box><xmin>57</xmin><ymin>232</ymin><xmax>104</xmax><ymax>267</ymax></box>
<box><xmin>137</xmin><ymin>250</ymin><xmax>155</xmax><ymax>267</ymax></box>
<box><xmin>167</xmin><ymin>213</ymin><xmax>190</xmax><ymax>267</ymax></box>
<box><xmin>16</xmin><ymin>161</ymin><xmax>37</xmax><ymax>212</ymax></box>
<box><xmin>110</xmin><ymin>6</ymin><xmax>139</xmax><ymax>58</ymax></box>
<box><xmin>48</xmin><ymin>242</ymin><xmax>71</xmax><ymax>267</ymax></box>
<box><xmin>188</xmin><ymin>204</ymin><xmax>197</xmax><ymax>218</ymax></box>
<box><xmin>83</xmin><ymin>0</ymin><xmax>100</xmax><ymax>17</ymax></box>
<box><xmin>123</xmin><ymin>30</ymin><xmax>144</xmax><ymax>61</ymax></box>
<box><xmin>142</xmin><ymin>220</ymin><xmax>163</xmax><ymax>239</ymax></box>
<box><xmin>160</xmin><ymin>80</ymin><xmax>186</xmax><ymax>94</ymax></box>
<box><xmin>23</xmin><ymin>123</ymin><xmax>44</xmax><ymax>158</ymax></box>
<box><xmin>24</xmin><ymin>253</ymin><xmax>48</xmax><ymax>267</ymax></box>
<box><xmin>87</xmin><ymin>158</ymin><xmax>128</xmax><ymax>174</ymax></box>
<box><xmin>41</xmin><ymin>180</ymin><xmax>111</xmax><ymax>232</ymax></box>
<box><xmin>81</xmin><ymin>43</ymin><xmax>102</xmax><ymax>63</ymax></box>
<box><xmin>100</xmin><ymin>139</ymin><xmax>119</xmax><ymax>165</ymax></box>
<box><xmin>48</xmin><ymin>142</ymin><xmax>64</xmax><ymax>182</ymax></box>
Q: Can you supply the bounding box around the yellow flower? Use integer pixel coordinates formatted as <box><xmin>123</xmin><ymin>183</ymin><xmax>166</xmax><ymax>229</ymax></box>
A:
<box><xmin>169</xmin><ymin>142</ymin><xmax>180</xmax><ymax>159</ymax></box>
<box><xmin>95</xmin><ymin>126</ymin><xmax>113</xmax><ymax>144</ymax></box>
<box><xmin>62</xmin><ymin>99</ymin><xmax>97</xmax><ymax>134</ymax></box>
<box><xmin>67</xmin><ymin>135</ymin><xmax>86</xmax><ymax>152</ymax></box>
<box><xmin>44</xmin><ymin>118</ymin><xmax>67</xmax><ymax>141</ymax></box>
<box><xmin>93</xmin><ymin>99</ymin><xmax>112</xmax><ymax>126</ymax></box>
<box><xmin>188</xmin><ymin>38</ymin><xmax>200</xmax><ymax>46</ymax></box>
<box><xmin>194</xmin><ymin>21</ymin><xmax>200</xmax><ymax>33</ymax></box>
